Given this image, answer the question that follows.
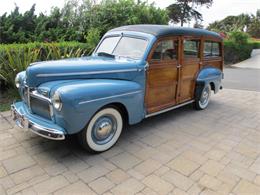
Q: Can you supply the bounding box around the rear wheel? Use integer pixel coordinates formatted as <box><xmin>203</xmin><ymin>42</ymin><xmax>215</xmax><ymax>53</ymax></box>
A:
<box><xmin>78</xmin><ymin>107</ymin><xmax>123</xmax><ymax>153</ymax></box>
<box><xmin>194</xmin><ymin>84</ymin><xmax>211</xmax><ymax>110</ymax></box>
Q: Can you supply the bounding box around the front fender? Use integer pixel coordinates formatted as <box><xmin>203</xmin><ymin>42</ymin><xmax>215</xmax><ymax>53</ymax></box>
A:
<box><xmin>52</xmin><ymin>79</ymin><xmax>144</xmax><ymax>134</ymax></box>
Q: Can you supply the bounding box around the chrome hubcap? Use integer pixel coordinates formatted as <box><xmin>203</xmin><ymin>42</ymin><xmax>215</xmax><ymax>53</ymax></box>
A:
<box><xmin>96</xmin><ymin>121</ymin><xmax>112</xmax><ymax>139</ymax></box>
<box><xmin>92</xmin><ymin>115</ymin><xmax>117</xmax><ymax>145</ymax></box>
<box><xmin>200</xmin><ymin>87</ymin><xmax>210</xmax><ymax>105</ymax></box>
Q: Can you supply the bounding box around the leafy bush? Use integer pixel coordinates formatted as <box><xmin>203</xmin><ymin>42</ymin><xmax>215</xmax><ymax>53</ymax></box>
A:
<box><xmin>224</xmin><ymin>31</ymin><xmax>253</xmax><ymax>64</ymax></box>
<box><xmin>0</xmin><ymin>47</ymin><xmax>40</xmax><ymax>88</ymax></box>
<box><xmin>228</xmin><ymin>31</ymin><xmax>249</xmax><ymax>45</ymax></box>
<box><xmin>85</xmin><ymin>28</ymin><xmax>101</xmax><ymax>53</ymax></box>
<box><xmin>0</xmin><ymin>42</ymin><xmax>92</xmax><ymax>88</ymax></box>
<box><xmin>224</xmin><ymin>39</ymin><xmax>260</xmax><ymax>64</ymax></box>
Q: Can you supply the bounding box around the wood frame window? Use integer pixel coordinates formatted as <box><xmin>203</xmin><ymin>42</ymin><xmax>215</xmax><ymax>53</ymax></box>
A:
<box><xmin>151</xmin><ymin>39</ymin><xmax>179</xmax><ymax>61</ymax></box>
<box><xmin>183</xmin><ymin>39</ymin><xmax>200</xmax><ymax>59</ymax></box>
<box><xmin>203</xmin><ymin>41</ymin><xmax>221</xmax><ymax>57</ymax></box>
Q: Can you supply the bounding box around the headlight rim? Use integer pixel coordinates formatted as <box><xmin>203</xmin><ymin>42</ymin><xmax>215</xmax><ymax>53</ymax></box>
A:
<box><xmin>15</xmin><ymin>74</ymin><xmax>20</xmax><ymax>88</ymax></box>
<box><xmin>51</xmin><ymin>91</ymin><xmax>62</xmax><ymax>111</ymax></box>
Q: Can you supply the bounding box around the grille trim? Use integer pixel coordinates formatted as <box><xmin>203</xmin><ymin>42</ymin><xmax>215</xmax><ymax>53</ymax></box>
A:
<box><xmin>30</xmin><ymin>96</ymin><xmax>51</xmax><ymax>120</ymax></box>
<box><xmin>28</xmin><ymin>90</ymin><xmax>52</xmax><ymax>120</ymax></box>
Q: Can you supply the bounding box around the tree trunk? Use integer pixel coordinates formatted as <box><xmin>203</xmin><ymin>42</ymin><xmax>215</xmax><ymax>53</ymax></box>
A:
<box><xmin>181</xmin><ymin>0</ymin><xmax>188</xmax><ymax>27</ymax></box>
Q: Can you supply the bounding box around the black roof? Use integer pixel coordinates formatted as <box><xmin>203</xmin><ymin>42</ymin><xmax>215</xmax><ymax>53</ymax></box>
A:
<box><xmin>110</xmin><ymin>25</ymin><xmax>222</xmax><ymax>40</ymax></box>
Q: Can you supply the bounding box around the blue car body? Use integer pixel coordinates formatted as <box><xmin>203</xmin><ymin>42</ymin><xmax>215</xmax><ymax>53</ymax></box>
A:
<box><xmin>12</xmin><ymin>25</ymin><xmax>223</xmax><ymax>140</ymax></box>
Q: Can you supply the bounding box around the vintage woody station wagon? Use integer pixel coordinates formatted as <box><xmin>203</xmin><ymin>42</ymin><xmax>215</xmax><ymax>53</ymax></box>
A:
<box><xmin>12</xmin><ymin>25</ymin><xmax>223</xmax><ymax>152</ymax></box>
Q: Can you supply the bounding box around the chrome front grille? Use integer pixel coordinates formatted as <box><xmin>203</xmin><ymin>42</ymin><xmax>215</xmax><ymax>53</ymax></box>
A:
<box><xmin>22</xmin><ymin>86</ymin><xmax>30</xmax><ymax>106</ymax></box>
<box><xmin>22</xmin><ymin>87</ymin><xmax>52</xmax><ymax>120</ymax></box>
<box><xmin>30</xmin><ymin>96</ymin><xmax>51</xmax><ymax>120</ymax></box>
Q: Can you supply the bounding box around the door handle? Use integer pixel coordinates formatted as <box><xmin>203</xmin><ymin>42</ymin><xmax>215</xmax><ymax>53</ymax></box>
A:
<box><xmin>177</xmin><ymin>64</ymin><xmax>182</xmax><ymax>68</ymax></box>
<box><xmin>144</xmin><ymin>63</ymin><xmax>149</xmax><ymax>71</ymax></box>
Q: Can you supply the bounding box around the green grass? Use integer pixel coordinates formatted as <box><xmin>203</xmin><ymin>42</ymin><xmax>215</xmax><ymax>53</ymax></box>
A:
<box><xmin>0</xmin><ymin>102</ymin><xmax>11</xmax><ymax>112</ymax></box>
<box><xmin>0</xmin><ymin>88</ymin><xmax>20</xmax><ymax>112</ymax></box>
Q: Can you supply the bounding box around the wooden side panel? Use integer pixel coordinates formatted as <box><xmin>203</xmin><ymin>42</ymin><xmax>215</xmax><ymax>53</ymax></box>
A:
<box><xmin>146</xmin><ymin>62</ymin><xmax>178</xmax><ymax>113</ymax></box>
<box><xmin>203</xmin><ymin>57</ymin><xmax>222</xmax><ymax>69</ymax></box>
<box><xmin>179</xmin><ymin>59</ymin><xmax>200</xmax><ymax>101</ymax></box>
<box><xmin>145</xmin><ymin>34</ymin><xmax>223</xmax><ymax>115</ymax></box>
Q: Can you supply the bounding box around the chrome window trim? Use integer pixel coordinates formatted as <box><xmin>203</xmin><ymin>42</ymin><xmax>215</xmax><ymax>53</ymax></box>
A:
<box><xmin>36</xmin><ymin>69</ymin><xmax>138</xmax><ymax>77</ymax></box>
<box><xmin>79</xmin><ymin>90</ymin><xmax>142</xmax><ymax>105</ymax></box>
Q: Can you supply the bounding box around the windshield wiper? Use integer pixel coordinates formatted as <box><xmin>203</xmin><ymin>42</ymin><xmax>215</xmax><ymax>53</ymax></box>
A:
<box><xmin>96</xmin><ymin>52</ymin><xmax>115</xmax><ymax>58</ymax></box>
<box><xmin>118</xmin><ymin>55</ymin><xmax>138</xmax><ymax>60</ymax></box>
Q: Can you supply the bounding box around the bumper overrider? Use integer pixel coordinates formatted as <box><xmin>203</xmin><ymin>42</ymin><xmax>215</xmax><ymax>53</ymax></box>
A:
<box><xmin>11</xmin><ymin>102</ymin><xmax>65</xmax><ymax>140</ymax></box>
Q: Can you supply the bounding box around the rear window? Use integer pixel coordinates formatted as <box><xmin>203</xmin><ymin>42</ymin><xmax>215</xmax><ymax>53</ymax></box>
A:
<box><xmin>184</xmin><ymin>40</ymin><xmax>200</xmax><ymax>58</ymax></box>
<box><xmin>204</xmin><ymin>41</ymin><xmax>221</xmax><ymax>57</ymax></box>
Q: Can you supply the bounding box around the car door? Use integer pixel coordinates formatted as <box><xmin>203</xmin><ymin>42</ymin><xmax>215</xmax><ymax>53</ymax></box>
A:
<box><xmin>145</xmin><ymin>37</ymin><xmax>181</xmax><ymax>114</ymax></box>
<box><xmin>178</xmin><ymin>37</ymin><xmax>201</xmax><ymax>103</ymax></box>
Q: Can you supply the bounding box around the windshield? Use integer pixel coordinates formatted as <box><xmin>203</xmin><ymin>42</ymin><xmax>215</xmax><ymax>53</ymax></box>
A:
<box><xmin>95</xmin><ymin>36</ymin><xmax>148</xmax><ymax>59</ymax></box>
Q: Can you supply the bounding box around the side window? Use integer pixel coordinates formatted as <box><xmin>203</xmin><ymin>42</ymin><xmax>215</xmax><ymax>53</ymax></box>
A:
<box><xmin>204</xmin><ymin>41</ymin><xmax>221</xmax><ymax>57</ymax></box>
<box><xmin>151</xmin><ymin>40</ymin><xmax>178</xmax><ymax>60</ymax></box>
<box><xmin>212</xmin><ymin>42</ymin><xmax>221</xmax><ymax>56</ymax></box>
<box><xmin>184</xmin><ymin>40</ymin><xmax>200</xmax><ymax>58</ymax></box>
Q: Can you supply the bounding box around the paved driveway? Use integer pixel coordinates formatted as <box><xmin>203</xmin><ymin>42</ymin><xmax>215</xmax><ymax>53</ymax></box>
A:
<box><xmin>233</xmin><ymin>49</ymin><xmax>260</xmax><ymax>69</ymax></box>
<box><xmin>0</xmin><ymin>89</ymin><xmax>260</xmax><ymax>195</ymax></box>
<box><xmin>223</xmin><ymin>68</ymin><xmax>260</xmax><ymax>92</ymax></box>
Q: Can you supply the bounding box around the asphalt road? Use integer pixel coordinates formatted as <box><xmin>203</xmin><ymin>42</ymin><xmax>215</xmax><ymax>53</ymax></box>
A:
<box><xmin>223</xmin><ymin>67</ymin><xmax>260</xmax><ymax>92</ymax></box>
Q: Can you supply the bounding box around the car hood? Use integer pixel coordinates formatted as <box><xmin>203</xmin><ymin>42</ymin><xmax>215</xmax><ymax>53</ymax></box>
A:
<box><xmin>26</xmin><ymin>56</ymin><xmax>142</xmax><ymax>87</ymax></box>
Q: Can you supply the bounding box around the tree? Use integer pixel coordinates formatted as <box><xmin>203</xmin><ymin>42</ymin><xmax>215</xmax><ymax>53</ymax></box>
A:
<box><xmin>193</xmin><ymin>20</ymin><xmax>203</xmax><ymax>28</ymax></box>
<box><xmin>167</xmin><ymin>0</ymin><xmax>213</xmax><ymax>26</ymax></box>
<box><xmin>247</xmin><ymin>9</ymin><xmax>260</xmax><ymax>38</ymax></box>
<box><xmin>0</xmin><ymin>0</ymin><xmax>169</xmax><ymax>44</ymax></box>
<box><xmin>207</xmin><ymin>10</ymin><xmax>260</xmax><ymax>38</ymax></box>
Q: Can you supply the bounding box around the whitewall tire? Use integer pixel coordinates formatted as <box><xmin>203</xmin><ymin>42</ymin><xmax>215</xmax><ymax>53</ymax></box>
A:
<box><xmin>195</xmin><ymin>84</ymin><xmax>211</xmax><ymax>110</ymax></box>
<box><xmin>78</xmin><ymin>107</ymin><xmax>123</xmax><ymax>153</ymax></box>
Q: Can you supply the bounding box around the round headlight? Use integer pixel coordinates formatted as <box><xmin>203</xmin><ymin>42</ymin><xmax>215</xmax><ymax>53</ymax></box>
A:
<box><xmin>51</xmin><ymin>91</ymin><xmax>62</xmax><ymax>111</ymax></box>
<box><xmin>15</xmin><ymin>74</ymin><xmax>20</xmax><ymax>88</ymax></box>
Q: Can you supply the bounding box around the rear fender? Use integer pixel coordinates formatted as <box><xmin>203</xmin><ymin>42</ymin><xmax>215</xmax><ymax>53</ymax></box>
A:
<box><xmin>195</xmin><ymin>66</ymin><xmax>223</xmax><ymax>99</ymax></box>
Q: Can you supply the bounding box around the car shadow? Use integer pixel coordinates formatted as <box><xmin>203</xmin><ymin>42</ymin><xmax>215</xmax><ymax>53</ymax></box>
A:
<box><xmin>26</xmin><ymin>99</ymin><xmax>226</xmax><ymax>161</ymax></box>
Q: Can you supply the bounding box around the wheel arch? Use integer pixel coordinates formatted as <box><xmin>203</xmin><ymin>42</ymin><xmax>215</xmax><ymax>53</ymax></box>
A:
<box><xmin>100</xmin><ymin>102</ymin><xmax>129</xmax><ymax>126</ymax></box>
<box><xmin>196</xmin><ymin>65</ymin><xmax>223</xmax><ymax>95</ymax></box>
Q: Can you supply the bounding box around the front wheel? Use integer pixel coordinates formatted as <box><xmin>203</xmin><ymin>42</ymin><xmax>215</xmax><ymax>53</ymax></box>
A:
<box><xmin>194</xmin><ymin>84</ymin><xmax>211</xmax><ymax>110</ymax></box>
<box><xmin>78</xmin><ymin>107</ymin><xmax>123</xmax><ymax>153</ymax></box>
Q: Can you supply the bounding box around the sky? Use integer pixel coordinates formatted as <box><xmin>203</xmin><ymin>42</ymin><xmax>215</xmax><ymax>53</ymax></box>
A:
<box><xmin>0</xmin><ymin>0</ymin><xmax>259</xmax><ymax>27</ymax></box>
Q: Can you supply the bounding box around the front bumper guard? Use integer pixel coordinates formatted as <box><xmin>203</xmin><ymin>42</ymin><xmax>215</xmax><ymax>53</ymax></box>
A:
<box><xmin>11</xmin><ymin>104</ymin><xmax>65</xmax><ymax>140</ymax></box>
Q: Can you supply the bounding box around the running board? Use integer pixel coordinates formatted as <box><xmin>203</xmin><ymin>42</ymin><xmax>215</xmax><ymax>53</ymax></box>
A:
<box><xmin>145</xmin><ymin>100</ymin><xmax>195</xmax><ymax>118</ymax></box>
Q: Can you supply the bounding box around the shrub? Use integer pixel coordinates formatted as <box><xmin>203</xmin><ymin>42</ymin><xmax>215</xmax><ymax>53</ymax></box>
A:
<box><xmin>223</xmin><ymin>31</ymin><xmax>259</xmax><ymax>64</ymax></box>
<box><xmin>85</xmin><ymin>28</ymin><xmax>101</xmax><ymax>52</ymax></box>
<box><xmin>0</xmin><ymin>42</ymin><xmax>93</xmax><ymax>89</ymax></box>
<box><xmin>228</xmin><ymin>31</ymin><xmax>249</xmax><ymax>45</ymax></box>
<box><xmin>0</xmin><ymin>47</ymin><xmax>40</xmax><ymax>88</ymax></box>
<box><xmin>224</xmin><ymin>40</ymin><xmax>260</xmax><ymax>64</ymax></box>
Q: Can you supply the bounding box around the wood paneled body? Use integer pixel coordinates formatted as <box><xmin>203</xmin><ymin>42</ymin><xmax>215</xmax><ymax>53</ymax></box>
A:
<box><xmin>179</xmin><ymin>58</ymin><xmax>200</xmax><ymax>102</ymax></box>
<box><xmin>146</xmin><ymin>60</ymin><xmax>179</xmax><ymax>113</ymax></box>
<box><xmin>145</xmin><ymin>34</ymin><xmax>223</xmax><ymax>115</ymax></box>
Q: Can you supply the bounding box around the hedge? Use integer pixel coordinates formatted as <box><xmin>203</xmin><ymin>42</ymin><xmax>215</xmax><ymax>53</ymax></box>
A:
<box><xmin>224</xmin><ymin>40</ymin><xmax>260</xmax><ymax>64</ymax></box>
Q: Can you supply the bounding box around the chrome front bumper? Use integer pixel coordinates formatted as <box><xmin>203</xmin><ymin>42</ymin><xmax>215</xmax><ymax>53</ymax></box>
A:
<box><xmin>11</xmin><ymin>104</ymin><xmax>65</xmax><ymax>140</ymax></box>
